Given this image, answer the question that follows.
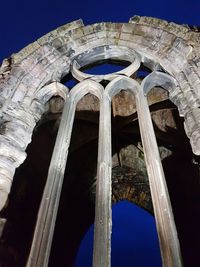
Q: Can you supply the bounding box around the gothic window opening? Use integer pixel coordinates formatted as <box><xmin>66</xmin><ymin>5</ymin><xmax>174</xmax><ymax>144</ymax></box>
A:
<box><xmin>27</xmin><ymin>54</ymin><xmax>182</xmax><ymax>266</ymax></box>
<box><xmin>75</xmin><ymin>201</ymin><xmax>162</xmax><ymax>267</ymax></box>
<box><xmin>1</xmin><ymin>16</ymin><xmax>200</xmax><ymax>267</ymax></box>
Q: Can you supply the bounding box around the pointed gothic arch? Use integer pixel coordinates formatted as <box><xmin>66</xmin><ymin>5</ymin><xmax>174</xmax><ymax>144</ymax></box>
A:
<box><xmin>0</xmin><ymin>15</ymin><xmax>200</xmax><ymax>267</ymax></box>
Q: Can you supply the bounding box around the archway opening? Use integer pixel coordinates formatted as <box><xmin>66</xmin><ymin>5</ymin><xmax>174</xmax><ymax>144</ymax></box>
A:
<box><xmin>75</xmin><ymin>201</ymin><xmax>162</xmax><ymax>267</ymax></box>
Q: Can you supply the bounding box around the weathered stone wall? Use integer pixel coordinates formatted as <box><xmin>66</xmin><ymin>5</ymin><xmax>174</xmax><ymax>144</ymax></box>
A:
<box><xmin>0</xmin><ymin>15</ymin><xmax>200</xmax><ymax>212</ymax></box>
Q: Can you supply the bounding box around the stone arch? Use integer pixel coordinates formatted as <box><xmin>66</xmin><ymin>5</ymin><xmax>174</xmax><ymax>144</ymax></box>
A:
<box><xmin>0</xmin><ymin>15</ymin><xmax>200</xmax><ymax>231</ymax></box>
<box><xmin>1</xmin><ymin>16</ymin><xmax>200</xmax><ymax>267</ymax></box>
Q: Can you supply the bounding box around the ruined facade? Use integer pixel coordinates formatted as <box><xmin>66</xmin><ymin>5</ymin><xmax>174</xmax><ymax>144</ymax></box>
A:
<box><xmin>0</xmin><ymin>15</ymin><xmax>200</xmax><ymax>267</ymax></box>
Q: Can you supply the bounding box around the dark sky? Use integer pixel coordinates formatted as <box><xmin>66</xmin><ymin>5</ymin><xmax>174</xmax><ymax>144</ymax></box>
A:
<box><xmin>0</xmin><ymin>1</ymin><xmax>199</xmax><ymax>266</ymax></box>
<box><xmin>76</xmin><ymin>201</ymin><xmax>161</xmax><ymax>267</ymax></box>
<box><xmin>0</xmin><ymin>0</ymin><xmax>199</xmax><ymax>63</ymax></box>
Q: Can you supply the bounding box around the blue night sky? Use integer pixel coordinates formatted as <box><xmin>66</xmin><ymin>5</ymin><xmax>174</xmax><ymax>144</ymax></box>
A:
<box><xmin>0</xmin><ymin>0</ymin><xmax>199</xmax><ymax>266</ymax></box>
<box><xmin>75</xmin><ymin>201</ymin><xmax>161</xmax><ymax>267</ymax></box>
<box><xmin>0</xmin><ymin>0</ymin><xmax>199</xmax><ymax>63</ymax></box>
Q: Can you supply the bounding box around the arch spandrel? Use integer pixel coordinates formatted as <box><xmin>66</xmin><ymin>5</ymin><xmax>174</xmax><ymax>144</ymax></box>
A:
<box><xmin>0</xmin><ymin>15</ymin><xmax>200</xmax><ymax>211</ymax></box>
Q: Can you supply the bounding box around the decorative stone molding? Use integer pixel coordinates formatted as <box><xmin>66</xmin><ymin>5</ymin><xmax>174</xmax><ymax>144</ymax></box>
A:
<box><xmin>0</xmin><ymin>15</ymin><xmax>200</xmax><ymax>213</ymax></box>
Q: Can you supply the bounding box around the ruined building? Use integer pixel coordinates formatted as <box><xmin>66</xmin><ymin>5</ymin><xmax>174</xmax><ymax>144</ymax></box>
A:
<box><xmin>0</xmin><ymin>15</ymin><xmax>200</xmax><ymax>267</ymax></box>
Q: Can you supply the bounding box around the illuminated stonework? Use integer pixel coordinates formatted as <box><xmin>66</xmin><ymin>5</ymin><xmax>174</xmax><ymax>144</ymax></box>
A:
<box><xmin>1</xmin><ymin>15</ymin><xmax>200</xmax><ymax>267</ymax></box>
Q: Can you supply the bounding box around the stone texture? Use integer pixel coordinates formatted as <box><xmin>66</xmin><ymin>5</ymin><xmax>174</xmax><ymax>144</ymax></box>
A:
<box><xmin>0</xmin><ymin>15</ymin><xmax>200</xmax><ymax>213</ymax></box>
